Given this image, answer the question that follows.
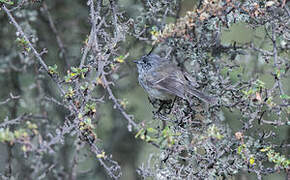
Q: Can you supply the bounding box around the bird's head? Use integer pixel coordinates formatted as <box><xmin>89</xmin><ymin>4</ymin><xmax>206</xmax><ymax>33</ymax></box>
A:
<box><xmin>133</xmin><ymin>54</ymin><xmax>167</xmax><ymax>72</ymax></box>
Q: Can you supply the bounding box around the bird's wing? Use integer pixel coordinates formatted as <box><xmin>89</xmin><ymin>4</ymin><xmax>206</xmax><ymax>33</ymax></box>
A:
<box><xmin>146</xmin><ymin>65</ymin><xmax>187</xmax><ymax>99</ymax></box>
<box><xmin>146</xmin><ymin>64</ymin><xmax>218</xmax><ymax>104</ymax></box>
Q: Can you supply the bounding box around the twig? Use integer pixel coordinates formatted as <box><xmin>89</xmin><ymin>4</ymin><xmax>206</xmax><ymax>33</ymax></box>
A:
<box><xmin>2</xmin><ymin>5</ymin><xmax>49</xmax><ymax>72</ymax></box>
<box><xmin>2</xmin><ymin>5</ymin><xmax>68</xmax><ymax>97</ymax></box>
<box><xmin>80</xmin><ymin>0</ymin><xmax>100</xmax><ymax>68</ymax></box>
<box><xmin>43</xmin><ymin>96</ymin><xmax>70</xmax><ymax>109</ymax></box>
<box><xmin>0</xmin><ymin>114</ymin><xmax>47</xmax><ymax>128</ymax></box>
<box><xmin>0</xmin><ymin>93</ymin><xmax>20</xmax><ymax>106</ymax></box>
<box><xmin>70</xmin><ymin>141</ymin><xmax>81</xmax><ymax>180</ymax></box>
<box><xmin>271</xmin><ymin>24</ymin><xmax>285</xmax><ymax>95</ymax></box>
<box><xmin>42</xmin><ymin>2</ymin><xmax>70</xmax><ymax>67</ymax></box>
<box><xmin>90</xmin><ymin>143</ymin><xmax>122</xmax><ymax>179</ymax></box>
<box><xmin>102</xmin><ymin>76</ymin><xmax>138</xmax><ymax>129</ymax></box>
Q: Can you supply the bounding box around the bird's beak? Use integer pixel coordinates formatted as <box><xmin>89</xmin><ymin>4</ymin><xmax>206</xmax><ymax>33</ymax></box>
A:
<box><xmin>133</xmin><ymin>60</ymin><xmax>138</xmax><ymax>63</ymax></box>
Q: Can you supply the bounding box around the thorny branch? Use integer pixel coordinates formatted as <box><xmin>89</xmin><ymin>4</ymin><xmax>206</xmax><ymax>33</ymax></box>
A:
<box><xmin>2</xmin><ymin>2</ymin><xmax>123</xmax><ymax>178</ymax></box>
<box><xmin>2</xmin><ymin>5</ymin><xmax>67</xmax><ymax>97</ymax></box>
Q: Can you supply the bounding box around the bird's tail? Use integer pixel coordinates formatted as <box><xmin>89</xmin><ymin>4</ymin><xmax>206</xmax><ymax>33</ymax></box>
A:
<box><xmin>186</xmin><ymin>86</ymin><xmax>218</xmax><ymax>105</ymax></box>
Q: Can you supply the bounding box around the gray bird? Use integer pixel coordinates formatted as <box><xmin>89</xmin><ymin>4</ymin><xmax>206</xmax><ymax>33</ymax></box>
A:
<box><xmin>134</xmin><ymin>54</ymin><xmax>217</xmax><ymax>104</ymax></box>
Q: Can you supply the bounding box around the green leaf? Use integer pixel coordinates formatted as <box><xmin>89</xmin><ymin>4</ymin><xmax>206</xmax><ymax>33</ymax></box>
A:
<box><xmin>71</xmin><ymin>67</ymin><xmax>78</xmax><ymax>73</ymax></box>
<box><xmin>280</xmin><ymin>94</ymin><xmax>290</xmax><ymax>99</ymax></box>
<box><xmin>48</xmin><ymin>64</ymin><xmax>58</xmax><ymax>75</ymax></box>
<box><xmin>147</xmin><ymin>127</ymin><xmax>158</xmax><ymax>133</ymax></box>
<box><xmin>135</xmin><ymin>129</ymin><xmax>144</xmax><ymax>138</ymax></box>
<box><xmin>0</xmin><ymin>0</ymin><xmax>14</xmax><ymax>5</ymax></box>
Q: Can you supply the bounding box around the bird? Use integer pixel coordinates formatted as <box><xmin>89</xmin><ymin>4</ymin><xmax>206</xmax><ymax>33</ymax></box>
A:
<box><xmin>134</xmin><ymin>54</ymin><xmax>217</xmax><ymax>105</ymax></box>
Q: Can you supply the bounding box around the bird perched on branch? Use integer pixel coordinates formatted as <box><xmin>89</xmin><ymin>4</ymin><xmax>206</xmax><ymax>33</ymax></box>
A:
<box><xmin>134</xmin><ymin>54</ymin><xmax>217</xmax><ymax>105</ymax></box>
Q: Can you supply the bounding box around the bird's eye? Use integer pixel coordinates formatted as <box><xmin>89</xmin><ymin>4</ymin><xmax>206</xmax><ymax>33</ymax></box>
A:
<box><xmin>143</xmin><ymin>57</ymin><xmax>149</xmax><ymax>63</ymax></box>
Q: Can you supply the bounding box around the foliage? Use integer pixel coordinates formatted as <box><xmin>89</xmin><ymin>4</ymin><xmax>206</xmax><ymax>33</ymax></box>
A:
<box><xmin>0</xmin><ymin>0</ymin><xmax>289</xmax><ymax>180</ymax></box>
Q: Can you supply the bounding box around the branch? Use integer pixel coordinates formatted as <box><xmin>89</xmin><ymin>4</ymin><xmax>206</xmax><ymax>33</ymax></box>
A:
<box><xmin>2</xmin><ymin>5</ymin><xmax>68</xmax><ymax>97</ymax></box>
<box><xmin>0</xmin><ymin>113</ymin><xmax>47</xmax><ymax>128</ymax></box>
<box><xmin>271</xmin><ymin>23</ymin><xmax>285</xmax><ymax>96</ymax></box>
<box><xmin>102</xmin><ymin>76</ymin><xmax>138</xmax><ymax>129</ymax></box>
<box><xmin>0</xmin><ymin>93</ymin><xmax>20</xmax><ymax>106</ymax></box>
<box><xmin>90</xmin><ymin>143</ymin><xmax>122</xmax><ymax>179</ymax></box>
<box><xmin>2</xmin><ymin>5</ymin><xmax>49</xmax><ymax>72</ymax></box>
<box><xmin>2</xmin><ymin>5</ymin><xmax>81</xmax><ymax>114</ymax></box>
<box><xmin>42</xmin><ymin>2</ymin><xmax>70</xmax><ymax>67</ymax></box>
